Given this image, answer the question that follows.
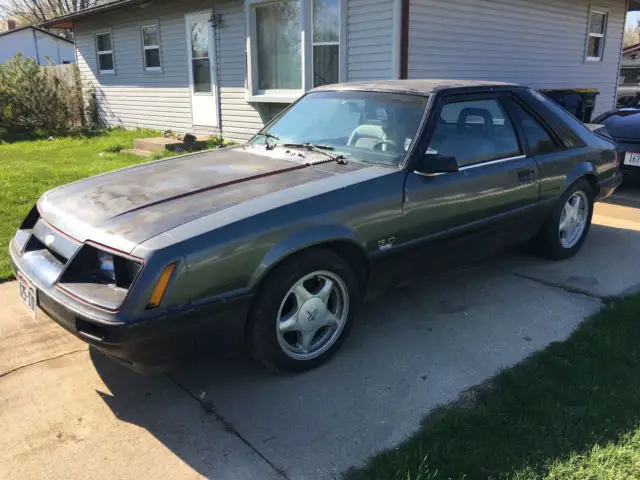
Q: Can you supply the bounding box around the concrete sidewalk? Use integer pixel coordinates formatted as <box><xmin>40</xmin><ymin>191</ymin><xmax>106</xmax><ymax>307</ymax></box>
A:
<box><xmin>1</xmin><ymin>191</ymin><xmax>640</xmax><ymax>480</ymax></box>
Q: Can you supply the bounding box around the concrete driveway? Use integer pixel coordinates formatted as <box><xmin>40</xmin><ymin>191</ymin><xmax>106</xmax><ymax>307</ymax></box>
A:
<box><xmin>2</xmin><ymin>189</ymin><xmax>640</xmax><ymax>480</ymax></box>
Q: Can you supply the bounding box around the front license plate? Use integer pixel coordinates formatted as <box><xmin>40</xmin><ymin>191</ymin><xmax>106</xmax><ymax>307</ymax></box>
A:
<box><xmin>18</xmin><ymin>274</ymin><xmax>37</xmax><ymax>319</ymax></box>
<box><xmin>624</xmin><ymin>152</ymin><xmax>640</xmax><ymax>167</ymax></box>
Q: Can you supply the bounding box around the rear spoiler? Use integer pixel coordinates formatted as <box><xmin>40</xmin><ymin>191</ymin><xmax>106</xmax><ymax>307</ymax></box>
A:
<box><xmin>584</xmin><ymin>123</ymin><xmax>614</xmax><ymax>142</ymax></box>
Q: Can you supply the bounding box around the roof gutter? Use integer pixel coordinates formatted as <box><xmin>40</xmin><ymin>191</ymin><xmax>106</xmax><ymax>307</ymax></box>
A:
<box><xmin>40</xmin><ymin>0</ymin><xmax>153</xmax><ymax>29</ymax></box>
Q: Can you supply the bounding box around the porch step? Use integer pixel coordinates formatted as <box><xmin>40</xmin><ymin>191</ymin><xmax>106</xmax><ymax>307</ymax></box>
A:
<box><xmin>134</xmin><ymin>136</ymin><xmax>206</xmax><ymax>153</ymax></box>
<box><xmin>121</xmin><ymin>148</ymin><xmax>154</xmax><ymax>157</ymax></box>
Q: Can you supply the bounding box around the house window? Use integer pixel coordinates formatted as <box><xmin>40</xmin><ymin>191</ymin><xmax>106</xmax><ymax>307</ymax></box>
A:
<box><xmin>247</xmin><ymin>0</ymin><xmax>344</xmax><ymax>101</ymax></box>
<box><xmin>313</xmin><ymin>0</ymin><xmax>339</xmax><ymax>87</ymax></box>
<box><xmin>586</xmin><ymin>8</ymin><xmax>607</xmax><ymax>61</ymax></box>
<box><xmin>96</xmin><ymin>32</ymin><xmax>114</xmax><ymax>74</ymax></box>
<box><xmin>142</xmin><ymin>24</ymin><xmax>161</xmax><ymax>71</ymax></box>
<box><xmin>255</xmin><ymin>0</ymin><xmax>302</xmax><ymax>91</ymax></box>
<box><xmin>190</xmin><ymin>19</ymin><xmax>212</xmax><ymax>93</ymax></box>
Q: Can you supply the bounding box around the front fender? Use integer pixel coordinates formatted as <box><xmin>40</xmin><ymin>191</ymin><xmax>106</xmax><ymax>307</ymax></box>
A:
<box><xmin>248</xmin><ymin>224</ymin><xmax>368</xmax><ymax>290</ymax></box>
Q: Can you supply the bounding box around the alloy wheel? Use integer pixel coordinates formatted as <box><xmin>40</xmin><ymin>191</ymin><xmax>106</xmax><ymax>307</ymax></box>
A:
<box><xmin>276</xmin><ymin>270</ymin><xmax>349</xmax><ymax>361</ymax></box>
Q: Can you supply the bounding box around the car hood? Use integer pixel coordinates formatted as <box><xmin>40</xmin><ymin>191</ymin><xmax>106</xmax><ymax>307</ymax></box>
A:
<box><xmin>38</xmin><ymin>146</ymin><xmax>366</xmax><ymax>253</ymax></box>
<box><xmin>600</xmin><ymin>108</ymin><xmax>640</xmax><ymax>141</ymax></box>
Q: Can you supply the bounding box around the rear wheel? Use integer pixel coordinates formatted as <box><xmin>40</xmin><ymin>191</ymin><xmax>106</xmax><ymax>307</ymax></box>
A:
<box><xmin>246</xmin><ymin>249</ymin><xmax>360</xmax><ymax>372</ymax></box>
<box><xmin>532</xmin><ymin>179</ymin><xmax>594</xmax><ymax>260</ymax></box>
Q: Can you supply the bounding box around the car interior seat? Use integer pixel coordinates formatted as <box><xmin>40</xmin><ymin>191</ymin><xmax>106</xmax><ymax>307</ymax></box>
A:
<box><xmin>347</xmin><ymin>104</ymin><xmax>395</xmax><ymax>151</ymax></box>
<box><xmin>436</xmin><ymin>107</ymin><xmax>498</xmax><ymax>164</ymax></box>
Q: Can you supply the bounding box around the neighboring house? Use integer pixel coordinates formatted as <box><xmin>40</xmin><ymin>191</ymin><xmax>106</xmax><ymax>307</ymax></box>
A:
<box><xmin>618</xmin><ymin>43</ymin><xmax>640</xmax><ymax>103</ymax></box>
<box><xmin>0</xmin><ymin>26</ymin><xmax>75</xmax><ymax>65</ymax></box>
<box><xmin>42</xmin><ymin>0</ymin><xmax>630</xmax><ymax>143</ymax></box>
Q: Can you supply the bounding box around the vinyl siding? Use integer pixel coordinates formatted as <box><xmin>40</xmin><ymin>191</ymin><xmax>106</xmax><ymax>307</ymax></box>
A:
<box><xmin>347</xmin><ymin>0</ymin><xmax>396</xmax><ymax>80</ymax></box>
<box><xmin>74</xmin><ymin>0</ymin><xmax>264</xmax><ymax>142</ymax></box>
<box><xmin>0</xmin><ymin>28</ymin><xmax>74</xmax><ymax>65</ymax></box>
<box><xmin>407</xmin><ymin>0</ymin><xmax>626</xmax><ymax>116</ymax></box>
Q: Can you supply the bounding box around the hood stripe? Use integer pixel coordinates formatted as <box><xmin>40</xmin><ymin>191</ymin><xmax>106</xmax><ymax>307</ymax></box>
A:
<box><xmin>112</xmin><ymin>161</ymin><xmax>311</xmax><ymax>219</ymax></box>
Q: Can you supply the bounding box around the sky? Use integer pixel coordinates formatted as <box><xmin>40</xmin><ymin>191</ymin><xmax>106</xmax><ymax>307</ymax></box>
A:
<box><xmin>628</xmin><ymin>11</ymin><xmax>640</xmax><ymax>29</ymax></box>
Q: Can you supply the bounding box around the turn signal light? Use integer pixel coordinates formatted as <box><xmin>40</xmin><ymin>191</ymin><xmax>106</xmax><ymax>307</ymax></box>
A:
<box><xmin>148</xmin><ymin>263</ymin><xmax>176</xmax><ymax>308</ymax></box>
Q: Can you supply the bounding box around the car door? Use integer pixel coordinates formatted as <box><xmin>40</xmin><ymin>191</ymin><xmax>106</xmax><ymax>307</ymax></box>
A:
<box><xmin>399</xmin><ymin>92</ymin><xmax>541</xmax><ymax>256</ymax></box>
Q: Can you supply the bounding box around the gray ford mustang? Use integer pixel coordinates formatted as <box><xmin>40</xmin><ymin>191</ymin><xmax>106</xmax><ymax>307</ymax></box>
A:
<box><xmin>10</xmin><ymin>80</ymin><xmax>621</xmax><ymax>373</ymax></box>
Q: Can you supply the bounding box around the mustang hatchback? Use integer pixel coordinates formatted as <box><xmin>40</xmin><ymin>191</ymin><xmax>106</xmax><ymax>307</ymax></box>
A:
<box><xmin>10</xmin><ymin>80</ymin><xmax>621</xmax><ymax>373</ymax></box>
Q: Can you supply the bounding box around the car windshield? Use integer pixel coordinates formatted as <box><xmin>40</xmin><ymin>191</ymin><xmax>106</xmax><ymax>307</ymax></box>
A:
<box><xmin>250</xmin><ymin>91</ymin><xmax>428</xmax><ymax>167</ymax></box>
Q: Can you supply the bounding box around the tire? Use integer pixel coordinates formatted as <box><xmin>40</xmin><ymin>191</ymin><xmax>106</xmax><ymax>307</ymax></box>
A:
<box><xmin>246</xmin><ymin>248</ymin><xmax>360</xmax><ymax>373</ymax></box>
<box><xmin>532</xmin><ymin>179</ymin><xmax>594</xmax><ymax>261</ymax></box>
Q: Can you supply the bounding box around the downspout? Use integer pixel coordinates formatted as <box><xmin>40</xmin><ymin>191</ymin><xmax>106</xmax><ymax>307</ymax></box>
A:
<box><xmin>32</xmin><ymin>28</ymin><xmax>41</xmax><ymax>65</ymax></box>
<box><xmin>400</xmin><ymin>0</ymin><xmax>409</xmax><ymax>79</ymax></box>
<box><xmin>392</xmin><ymin>0</ymin><xmax>409</xmax><ymax>79</ymax></box>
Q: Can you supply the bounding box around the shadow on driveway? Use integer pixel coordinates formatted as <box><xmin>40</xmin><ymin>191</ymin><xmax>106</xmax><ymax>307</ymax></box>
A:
<box><xmin>90</xmin><ymin>221</ymin><xmax>639</xmax><ymax>479</ymax></box>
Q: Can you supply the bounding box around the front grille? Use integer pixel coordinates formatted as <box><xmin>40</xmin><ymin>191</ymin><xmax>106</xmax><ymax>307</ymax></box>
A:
<box><xmin>24</xmin><ymin>235</ymin><xmax>68</xmax><ymax>266</ymax></box>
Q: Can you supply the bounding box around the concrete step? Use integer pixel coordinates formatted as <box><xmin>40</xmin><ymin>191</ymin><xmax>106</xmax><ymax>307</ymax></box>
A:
<box><xmin>121</xmin><ymin>148</ymin><xmax>154</xmax><ymax>157</ymax></box>
<box><xmin>134</xmin><ymin>137</ymin><xmax>182</xmax><ymax>153</ymax></box>
<box><xmin>134</xmin><ymin>136</ymin><xmax>207</xmax><ymax>153</ymax></box>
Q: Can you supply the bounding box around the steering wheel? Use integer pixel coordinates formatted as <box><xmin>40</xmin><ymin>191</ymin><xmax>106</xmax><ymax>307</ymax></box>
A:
<box><xmin>372</xmin><ymin>139</ymin><xmax>397</xmax><ymax>152</ymax></box>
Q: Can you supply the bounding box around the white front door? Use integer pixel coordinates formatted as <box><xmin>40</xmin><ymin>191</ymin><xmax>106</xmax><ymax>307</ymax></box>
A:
<box><xmin>185</xmin><ymin>12</ymin><xmax>219</xmax><ymax>127</ymax></box>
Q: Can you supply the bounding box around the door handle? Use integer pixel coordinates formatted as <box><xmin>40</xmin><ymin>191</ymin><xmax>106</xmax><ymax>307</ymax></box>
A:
<box><xmin>517</xmin><ymin>169</ymin><xmax>535</xmax><ymax>183</ymax></box>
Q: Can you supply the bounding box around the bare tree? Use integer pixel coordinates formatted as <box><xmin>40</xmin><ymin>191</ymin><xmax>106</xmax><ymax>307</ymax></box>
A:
<box><xmin>0</xmin><ymin>0</ymin><xmax>103</xmax><ymax>29</ymax></box>
<box><xmin>624</xmin><ymin>27</ymin><xmax>640</xmax><ymax>48</ymax></box>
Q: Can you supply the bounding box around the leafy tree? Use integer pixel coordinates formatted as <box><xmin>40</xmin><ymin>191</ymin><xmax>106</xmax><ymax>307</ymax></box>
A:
<box><xmin>0</xmin><ymin>53</ymin><xmax>84</xmax><ymax>135</ymax></box>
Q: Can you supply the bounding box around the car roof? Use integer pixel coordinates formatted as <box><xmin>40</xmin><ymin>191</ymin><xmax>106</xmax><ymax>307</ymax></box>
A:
<box><xmin>311</xmin><ymin>79</ymin><xmax>521</xmax><ymax>96</ymax></box>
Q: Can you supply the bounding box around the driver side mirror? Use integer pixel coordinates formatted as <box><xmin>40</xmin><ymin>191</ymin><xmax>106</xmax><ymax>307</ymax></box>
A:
<box><xmin>415</xmin><ymin>153</ymin><xmax>459</xmax><ymax>175</ymax></box>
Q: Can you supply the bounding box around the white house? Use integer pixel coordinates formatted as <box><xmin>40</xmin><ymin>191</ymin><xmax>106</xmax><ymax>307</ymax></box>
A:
<box><xmin>618</xmin><ymin>42</ymin><xmax>640</xmax><ymax>102</ymax></box>
<box><xmin>0</xmin><ymin>25</ymin><xmax>75</xmax><ymax>65</ymax></box>
<box><xmin>42</xmin><ymin>0</ymin><xmax>633</xmax><ymax>143</ymax></box>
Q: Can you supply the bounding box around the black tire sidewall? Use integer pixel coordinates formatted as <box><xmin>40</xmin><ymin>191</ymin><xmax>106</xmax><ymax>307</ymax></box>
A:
<box><xmin>537</xmin><ymin>179</ymin><xmax>594</xmax><ymax>260</ymax></box>
<box><xmin>247</xmin><ymin>248</ymin><xmax>360</xmax><ymax>372</ymax></box>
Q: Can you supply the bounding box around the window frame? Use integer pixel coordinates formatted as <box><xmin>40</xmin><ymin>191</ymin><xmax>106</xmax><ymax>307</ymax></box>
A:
<box><xmin>505</xmin><ymin>96</ymin><xmax>566</xmax><ymax>157</ymax></box>
<box><xmin>95</xmin><ymin>31</ymin><xmax>115</xmax><ymax>75</ymax></box>
<box><xmin>585</xmin><ymin>6</ymin><xmax>608</xmax><ymax>62</ymax></box>
<box><xmin>421</xmin><ymin>93</ymin><xmax>526</xmax><ymax>170</ymax></box>
<box><xmin>141</xmin><ymin>22</ymin><xmax>162</xmax><ymax>73</ymax></box>
<box><xmin>311</xmin><ymin>0</ymin><xmax>343</xmax><ymax>88</ymax></box>
<box><xmin>245</xmin><ymin>0</ymin><xmax>346</xmax><ymax>103</ymax></box>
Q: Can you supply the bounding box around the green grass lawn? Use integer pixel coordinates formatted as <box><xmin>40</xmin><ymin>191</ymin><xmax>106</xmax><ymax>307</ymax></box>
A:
<box><xmin>0</xmin><ymin>128</ymin><xmax>221</xmax><ymax>282</ymax></box>
<box><xmin>345</xmin><ymin>294</ymin><xmax>640</xmax><ymax>480</ymax></box>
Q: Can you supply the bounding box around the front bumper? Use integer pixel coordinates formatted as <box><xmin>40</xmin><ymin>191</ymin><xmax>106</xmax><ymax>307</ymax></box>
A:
<box><xmin>10</xmin><ymin>240</ymin><xmax>252</xmax><ymax>371</ymax></box>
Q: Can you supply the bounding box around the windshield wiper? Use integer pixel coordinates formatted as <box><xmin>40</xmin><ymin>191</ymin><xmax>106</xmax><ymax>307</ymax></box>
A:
<box><xmin>282</xmin><ymin>143</ymin><xmax>347</xmax><ymax>164</ymax></box>
<box><xmin>255</xmin><ymin>132</ymin><xmax>280</xmax><ymax>150</ymax></box>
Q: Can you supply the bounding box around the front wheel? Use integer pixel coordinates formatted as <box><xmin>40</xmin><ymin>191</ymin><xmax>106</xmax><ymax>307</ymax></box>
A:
<box><xmin>532</xmin><ymin>179</ymin><xmax>594</xmax><ymax>261</ymax></box>
<box><xmin>246</xmin><ymin>249</ymin><xmax>360</xmax><ymax>372</ymax></box>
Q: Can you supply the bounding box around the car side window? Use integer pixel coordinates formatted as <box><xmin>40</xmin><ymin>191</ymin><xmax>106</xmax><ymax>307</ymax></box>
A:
<box><xmin>426</xmin><ymin>99</ymin><xmax>521</xmax><ymax>167</ymax></box>
<box><xmin>510</xmin><ymin>102</ymin><xmax>564</xmax><ymax>156</ymax></box>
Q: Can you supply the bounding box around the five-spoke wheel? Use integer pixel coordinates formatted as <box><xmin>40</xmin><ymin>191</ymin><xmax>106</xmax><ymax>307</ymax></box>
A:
<box><xmin>533</xmin><ymin>179</ymin><xmax>594</xmax><ymax>260</ymax></box>
<box><xmin>276</xmin><ymin>271</ymin><xmax>349</xmax><ymax>360</ymax></box>
<box><xmin>247</xmin><ymin>249</ymin><xmax>359</xmax><ymax>372</ymax></box>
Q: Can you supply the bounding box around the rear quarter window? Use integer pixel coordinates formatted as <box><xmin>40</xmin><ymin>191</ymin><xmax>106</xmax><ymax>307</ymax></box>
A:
<box><xmin>525</xmin><ymin>89</ymin><xmax>587</xmax><ymax>148</ymax></box>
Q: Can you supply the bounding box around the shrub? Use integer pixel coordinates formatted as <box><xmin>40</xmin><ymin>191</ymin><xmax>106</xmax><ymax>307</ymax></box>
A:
<box><xmin>0</xmin><ymin>53</ymin><xmax>85</xmax><ymax>137</ymax></box>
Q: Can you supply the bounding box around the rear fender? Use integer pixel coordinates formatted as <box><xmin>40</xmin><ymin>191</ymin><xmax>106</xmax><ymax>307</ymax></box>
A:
<box><xmin>248</xmin><ymin>225</ymin><xmax>368</xmax><ymax>290</ymax></box>
<box><xmin>564</xmin><ymin>161</ymin><xmax>597</xmax><ymax>192</ymax></box>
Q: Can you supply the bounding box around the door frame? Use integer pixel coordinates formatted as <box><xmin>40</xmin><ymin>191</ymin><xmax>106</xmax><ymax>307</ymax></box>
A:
<box><xmin>184</xmin><ymin>10</ymin><xmax>220</xmax><ymax>128</ymax></box>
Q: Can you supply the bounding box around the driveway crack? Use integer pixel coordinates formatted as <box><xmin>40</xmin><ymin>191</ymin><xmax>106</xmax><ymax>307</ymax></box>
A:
<box><xmin>0</xmin><ymin>348</ymin><xmax>88</xmax><ymax>379</ymax></box>
<box><xmin>166</xmin><ymin>373</ymin><xmax>290</xmax><ymax>480</ymax></box>
<box><xmin>511</xmin><ymin>272</ymin><xmax>605</xmax><ymax>300</ymax></box>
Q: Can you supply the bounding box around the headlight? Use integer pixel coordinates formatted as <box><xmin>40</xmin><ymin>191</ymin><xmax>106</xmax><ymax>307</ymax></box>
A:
<box><xmin>60</xmin><ymin>244</ymin><xmax>142</xmax><ymax>289</ymax></box>
<box><xmin>97</xmin><ymin>251</ymin><xmax>116</xmax><ymax>283</ymax></box>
